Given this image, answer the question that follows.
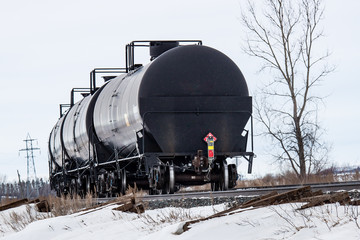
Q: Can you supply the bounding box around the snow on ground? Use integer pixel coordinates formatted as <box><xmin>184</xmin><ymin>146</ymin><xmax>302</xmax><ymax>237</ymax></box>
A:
<box><xmin>1</xmin><ymin>202</ymin><xmax>360</xmax><ymax>240</ymax></box>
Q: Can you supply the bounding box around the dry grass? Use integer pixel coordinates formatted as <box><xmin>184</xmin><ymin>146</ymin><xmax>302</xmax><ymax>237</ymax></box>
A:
<box><xmin>46</xmin><ymin>192</ymin><xmax>95</xmax><ymax>217</ymax></box>
<box><xmin>125</xmin><ymin>184</ymin><xmax>146</xmax><ymax>199</ymax></box>
<box><xmin>237</xmin><ymin>170</ymin><xmax>360</xmax><ymax>188</ymax></box>
<box><xmin>1</xmin><ymin>193</ymin><xmax>94</xmax><ymax>216</ymax></box>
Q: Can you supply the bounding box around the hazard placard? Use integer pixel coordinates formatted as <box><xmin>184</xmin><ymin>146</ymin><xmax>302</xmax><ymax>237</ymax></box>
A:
<box><xmin>203</xmin><ymin>132</ymin><xmax>217</xmax><ymax>142</ymax></box>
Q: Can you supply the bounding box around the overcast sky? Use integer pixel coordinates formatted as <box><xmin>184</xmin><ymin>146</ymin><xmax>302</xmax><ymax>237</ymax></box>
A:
<box><xmin>0</xmin><ymin>0</ymin><xmax>359</xmax><ymax>181</ymax></box>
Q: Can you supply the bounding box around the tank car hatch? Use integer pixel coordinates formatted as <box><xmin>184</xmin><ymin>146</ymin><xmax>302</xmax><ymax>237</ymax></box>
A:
<box><xmin>149</xmin><ymin>41</ymin><xmax>179</xmax><ymax>60</ymax></box>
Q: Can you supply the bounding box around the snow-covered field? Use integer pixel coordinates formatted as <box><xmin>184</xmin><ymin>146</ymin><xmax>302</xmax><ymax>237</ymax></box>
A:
<box><xmin>1</xmin><ymin>201</ymin><xmax>360</xmax><ymax>240</ymax></box>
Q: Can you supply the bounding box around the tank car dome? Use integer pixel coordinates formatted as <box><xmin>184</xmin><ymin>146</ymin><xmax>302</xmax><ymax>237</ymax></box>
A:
<box><xmin>139</xmin><ymin>45</ymin><xmax>249</xmax><ymax>98</ymax></box>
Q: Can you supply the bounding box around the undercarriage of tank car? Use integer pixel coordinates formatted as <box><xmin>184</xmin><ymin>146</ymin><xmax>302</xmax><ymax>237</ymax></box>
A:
<box><xmin>50</xmin><ymin>132</ymin><xmax>254</xmax><ymax>197</ymax></box>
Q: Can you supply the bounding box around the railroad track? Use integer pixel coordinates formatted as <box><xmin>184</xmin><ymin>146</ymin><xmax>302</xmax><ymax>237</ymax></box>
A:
<box><xmin>96</xmin><ymin>181</ymin><xmax>360</xmax><ymax>203</ymax></box>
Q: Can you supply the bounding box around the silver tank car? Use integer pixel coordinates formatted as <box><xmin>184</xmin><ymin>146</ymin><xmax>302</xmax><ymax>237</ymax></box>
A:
<box><xmin>92</xmin><ymin>66</ymin><xmax>146</xmax><ymax>158</ymax></box>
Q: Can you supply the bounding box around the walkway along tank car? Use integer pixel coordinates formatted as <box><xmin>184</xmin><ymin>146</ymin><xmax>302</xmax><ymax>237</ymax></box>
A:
<box><xmin>48</xmin><ymin>40</ymin><xmax>254</xmax><ymax>196</ymax></box>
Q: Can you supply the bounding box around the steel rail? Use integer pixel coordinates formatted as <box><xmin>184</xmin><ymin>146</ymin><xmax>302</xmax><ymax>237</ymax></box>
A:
<box><xmin>141</xmin><ymin>181</ymin><xmax>360</xmax><ymax>201</ymax></box>
<box><xmin>93</xmin><ymin>181</ymin><xmax>360</xmax><ymax>203</ymax></box>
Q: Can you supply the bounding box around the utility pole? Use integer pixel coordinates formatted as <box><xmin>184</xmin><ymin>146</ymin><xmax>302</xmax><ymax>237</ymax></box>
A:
<box><xmin>19</xmin><ymin>133</ymin><xmax>40</xmax><ymax>199</ymax></box>
<box><xmin>17</xmin><ymin>170</ymin><xmax>24</xmax><ymax>198</ymax></box>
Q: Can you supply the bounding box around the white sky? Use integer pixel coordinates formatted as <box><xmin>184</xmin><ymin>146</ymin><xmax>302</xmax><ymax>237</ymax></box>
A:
<box><xmin>0</xmin><ymin>0</ymin><xmax>359</xmax><ymax>181</ymax></box>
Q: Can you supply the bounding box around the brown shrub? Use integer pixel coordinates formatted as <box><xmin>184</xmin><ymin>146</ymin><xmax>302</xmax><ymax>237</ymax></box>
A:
<box><xmin>236</xmin><ymin>169</ymin><xmax>358</xmax><ymax>188</ymax></box>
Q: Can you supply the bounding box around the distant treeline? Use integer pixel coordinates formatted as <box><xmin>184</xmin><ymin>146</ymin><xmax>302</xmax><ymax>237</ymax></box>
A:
<box><xmin>0</xmin><ymin>178</ymin><xmax>53</xmax><ymax>200</ymax></box>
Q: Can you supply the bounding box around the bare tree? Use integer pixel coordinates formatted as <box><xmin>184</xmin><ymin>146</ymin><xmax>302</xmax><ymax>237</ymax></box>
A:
<box><xmin>241</xmin><ymin>0</ymin><xmax>333</xmax><ymax>181</ymax></box>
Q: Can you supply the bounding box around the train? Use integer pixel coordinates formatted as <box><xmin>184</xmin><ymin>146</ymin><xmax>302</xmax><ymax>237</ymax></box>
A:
<box><xmin>48</xmin><ymin>40</ymin><xmax>254</xmax><ymax>196</ymax></box>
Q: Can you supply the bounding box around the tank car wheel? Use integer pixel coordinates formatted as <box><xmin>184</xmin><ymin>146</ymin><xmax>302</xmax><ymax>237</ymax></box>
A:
<box><xmin>69</xmin><ymin>180</ymin><xmax>77</xmax><ymax>198</ymax></box>
<box><xmin>86</xmin><ymin>176</ymin><xmax>95</xmax><ymax>196</ymax></box>
<box><xmin>228</xmin><ymin>164</ymin><xmax>237</xmax><ymax>189</ymax></box>
<box><xmin>211</xmin><ymin>182</ymin><xmax>220</xmax><ymax>191</ymax></box>
<box><xmin>212</xmin><ymin>161</ymin><xmax>229</xmax><ymax>191</ymax></box>
<box><xmin>164</xmin><ymin>165</ymin><xmax>175</xmax><ymax>194</ymax></box>
<box><xmin>219</xmin><ymin>161</ymin><xmax>229</xmax><ymax>191</ymax></box>
<box><xmin>119</xmin><ymin>169</ymin><xmax>127</xmax><ymax>195</ymax></box>
<box><xmin>78</xmin><ymin>177</ymin><xmax>86</xmax><ymax>198</ymax></box>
